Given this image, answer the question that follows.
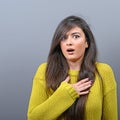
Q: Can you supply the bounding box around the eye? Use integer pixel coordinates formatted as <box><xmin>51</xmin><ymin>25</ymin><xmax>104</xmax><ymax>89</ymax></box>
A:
<box><xmin>73</xmin><ymin>35</ymin><xmax>80</xmax><ymax>39</ymax></box>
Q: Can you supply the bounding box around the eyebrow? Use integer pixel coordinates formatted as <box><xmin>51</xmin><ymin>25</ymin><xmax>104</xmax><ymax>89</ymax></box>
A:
<box><xmin>71</xmin><ymin>32</ymin><xmax>80</xmax><ymax>35</ymax></box>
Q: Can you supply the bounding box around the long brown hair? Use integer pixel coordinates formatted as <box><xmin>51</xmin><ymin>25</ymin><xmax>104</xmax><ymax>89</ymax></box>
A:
<box><xmin>45</xmin><ymin>15</ymin><xmax>98</xmax><ymax>120</ymax></box>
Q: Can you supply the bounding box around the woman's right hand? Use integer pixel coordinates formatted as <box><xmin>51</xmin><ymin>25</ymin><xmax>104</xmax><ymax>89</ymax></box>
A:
<box><xmin>64</xmin><ymin>76</ymin><xmax>92</xmax><ymax>95</ymax></box>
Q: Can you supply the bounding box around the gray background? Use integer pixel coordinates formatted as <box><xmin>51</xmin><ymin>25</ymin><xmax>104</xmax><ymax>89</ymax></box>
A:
<box><xmin>0</xmin><ymin>0</ymin><xmax>119</xmax><ymax>120</ymax></box>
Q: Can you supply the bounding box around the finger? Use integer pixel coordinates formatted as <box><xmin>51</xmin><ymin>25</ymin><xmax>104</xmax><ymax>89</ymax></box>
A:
<box><xmin>81</xmin><ymin>80</ymin><xmax>92</xmax><ymax>87</ymax></box>
<box><xmin>79</xmin><ymin>90</ymin><xmax>90</xmax><ymax>95</ymax></box>
<box><xmin>79</xmin><ymin>84</ymin><xmax>91</xmax><ymax>92</ymax></box>
<box><xmin>77</xmin><ymin>78</ymin><xmax>89</xmax><ymax>85</ymax></box>
<box><xmin>64</xmin><ymin>76</ymin><xmax>70</xmax><ymax>83</ymax></box>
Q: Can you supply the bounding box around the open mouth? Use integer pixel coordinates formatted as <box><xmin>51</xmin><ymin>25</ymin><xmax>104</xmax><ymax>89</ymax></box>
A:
<box><xmin>67</xmin><ymin>48</ymin><xmax>75</xmax><ymax>52</ymax></box>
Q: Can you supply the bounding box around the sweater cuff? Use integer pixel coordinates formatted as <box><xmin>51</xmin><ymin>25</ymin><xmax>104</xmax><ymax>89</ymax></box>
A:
<box><xmin>60</xmin><ymin>81</ymin><xmax>79</xmax><ymax>100</ymax></box>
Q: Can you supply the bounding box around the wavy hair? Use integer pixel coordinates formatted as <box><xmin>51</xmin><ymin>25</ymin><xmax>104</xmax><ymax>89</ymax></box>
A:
<box><xmin>45</xmin><ymin>15</ymin><xmax>98</xmax><ymax>120</ymax></box>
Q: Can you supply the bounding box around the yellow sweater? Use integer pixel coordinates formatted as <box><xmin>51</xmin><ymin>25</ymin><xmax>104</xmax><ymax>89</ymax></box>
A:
<box><xmin>27</xmin><ymin>62</ymin><xmax>118</xmax><ymax>120</ymax></box>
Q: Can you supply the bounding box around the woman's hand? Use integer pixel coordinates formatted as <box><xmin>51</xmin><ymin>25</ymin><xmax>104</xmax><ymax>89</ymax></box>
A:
<box><xmin>64</xmin><ymin>76</ymin><xmax>92</xmax><ymax>95</ymax></box>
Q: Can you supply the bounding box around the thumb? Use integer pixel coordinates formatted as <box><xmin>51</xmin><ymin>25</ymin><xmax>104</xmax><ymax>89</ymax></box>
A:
<box><xmin>64</xmin><ymin>76</ymin><xmax>70</xmax><ymax>83</ymax></box>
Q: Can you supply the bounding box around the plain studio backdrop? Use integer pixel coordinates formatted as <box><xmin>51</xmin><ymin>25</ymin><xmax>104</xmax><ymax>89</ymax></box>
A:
<box><xmin>0</xmin><ymin>0</ymin><xmax>119</xmax><ymax>119</ymax></box>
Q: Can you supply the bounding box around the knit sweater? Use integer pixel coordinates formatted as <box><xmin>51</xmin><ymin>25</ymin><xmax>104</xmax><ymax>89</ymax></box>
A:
<box><xmin>27</xmin><ymin>62</ymin><xmax>118</xmax><ymax>120</ymax></box>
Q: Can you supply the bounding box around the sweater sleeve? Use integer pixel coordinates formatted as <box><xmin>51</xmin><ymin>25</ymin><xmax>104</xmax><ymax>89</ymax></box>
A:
<box><xmin>27</xmin><ymin>63</ymin><xmax>79</xmax><ymax>120</ymax></box>
<box><xmin>101</xmin><ymin>64</ymin><xmax>118</xmax><ymax>120</ymax></box>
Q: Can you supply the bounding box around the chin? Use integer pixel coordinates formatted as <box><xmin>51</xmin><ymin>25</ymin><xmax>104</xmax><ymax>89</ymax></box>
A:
<box><xmin>67</xmin><ymin>58</ymin><xmax>78</xmax><ymax>62</ymax></box>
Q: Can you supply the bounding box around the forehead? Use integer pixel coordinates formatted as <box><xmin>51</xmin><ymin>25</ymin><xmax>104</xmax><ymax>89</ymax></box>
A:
<box><xmin>66</xmin><ymin>27</ymin><xmax>84</xmax><ymax>35</ymax></box>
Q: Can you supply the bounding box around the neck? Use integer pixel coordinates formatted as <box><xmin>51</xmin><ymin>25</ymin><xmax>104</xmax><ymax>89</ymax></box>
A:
<box><xmin>67</xmin><ymin>60</ymin><xmax>82</xmax><ymax>70</ymax></box>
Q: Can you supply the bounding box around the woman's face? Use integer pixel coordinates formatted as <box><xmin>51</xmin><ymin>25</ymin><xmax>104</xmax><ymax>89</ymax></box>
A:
<box><xmin>60</xmin><ymin>27</ymin><xmax>88</xmax><ymax>64</ymax></box>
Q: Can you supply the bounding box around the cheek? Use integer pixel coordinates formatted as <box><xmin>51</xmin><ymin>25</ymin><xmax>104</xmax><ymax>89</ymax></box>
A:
<box><xmin>76</xmin><ymin>43</ymin><xmax>87</xmax><ymax>53</ymax></box>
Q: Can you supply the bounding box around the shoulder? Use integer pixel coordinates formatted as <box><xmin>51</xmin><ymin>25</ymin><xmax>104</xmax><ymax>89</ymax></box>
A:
<box><xmin>96</xmin><ymin>62</ymin><xmax>114</xmax><ymax>74</ymax></box>
<box><xmin>34</xmin><ymin>62</ymin><xmax>47</xmax><ymax>79</ymax></box>
<box><xmin>96</xmin><ymin>62</ymin><xmax>117</xmax><ymax>94</ymax></box>
<box><xmin>38</xmin><ymin>62</ymin><xmax>47</xmax><ymax>70</ymax></box>
<box><xmin>96</xmin><ymin>62</ymin><xmax>112</xmax><ymax>70</ymax></box>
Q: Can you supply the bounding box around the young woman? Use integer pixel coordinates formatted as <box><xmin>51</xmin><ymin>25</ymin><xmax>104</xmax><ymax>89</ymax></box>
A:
<box><xmin>27</xmin><ymin>15</ymin><xmax>118</xmax><ymax>120</ymax></box>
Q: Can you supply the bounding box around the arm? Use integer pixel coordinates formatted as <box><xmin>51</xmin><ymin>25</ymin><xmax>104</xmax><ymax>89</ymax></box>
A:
<box><xmin>102</xmin><ymin>88</ymin><xmax>118</xmax><ymax>120</ymax></box>
<box><xmin>27</xmin><ymin>64</ymin><xmax>79</xmax><ymax>120</ymax></box>
<box><xmin>101</xmin><ymin>64</ymin><xmax>118</xmax><ymax>120</ymax></box>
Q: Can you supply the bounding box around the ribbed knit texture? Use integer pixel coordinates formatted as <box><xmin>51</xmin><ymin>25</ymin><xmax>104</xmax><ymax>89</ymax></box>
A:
<box><xmin>27</xmin><ymin>62</ymin><xmax>118</xmax><ymax>120</ymax></box>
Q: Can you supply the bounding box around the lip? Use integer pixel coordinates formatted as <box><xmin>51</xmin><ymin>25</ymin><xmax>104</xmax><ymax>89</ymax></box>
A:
<box><xmin>66</xmin><ymin>48</ymin><xmax>75</xmax><ymax>54</ymax></box>
<box><xmin>66</xmin><ymin>48</ymin><xmax>75</xmax><ymax>52</ymax></box>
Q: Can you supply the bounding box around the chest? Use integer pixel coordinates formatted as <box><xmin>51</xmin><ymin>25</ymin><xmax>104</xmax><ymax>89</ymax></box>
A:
<box><xmin>84</xmin><ymin>76</ymin><xmax>103</xmax><ymax>119</ymax></box>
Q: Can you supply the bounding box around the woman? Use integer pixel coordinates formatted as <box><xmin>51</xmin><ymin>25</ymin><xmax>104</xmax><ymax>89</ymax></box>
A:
<box><xmin>27</xmin><ymin>15</ymin><xmax>118</xmax><ymax>120</ymax></box>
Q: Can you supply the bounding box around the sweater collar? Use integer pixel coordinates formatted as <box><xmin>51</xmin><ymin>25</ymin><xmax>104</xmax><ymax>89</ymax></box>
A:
<box><xmin>68</xmin><ymin>70</ymin><xmax>79</xmax><ymax>76</ymax></box>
